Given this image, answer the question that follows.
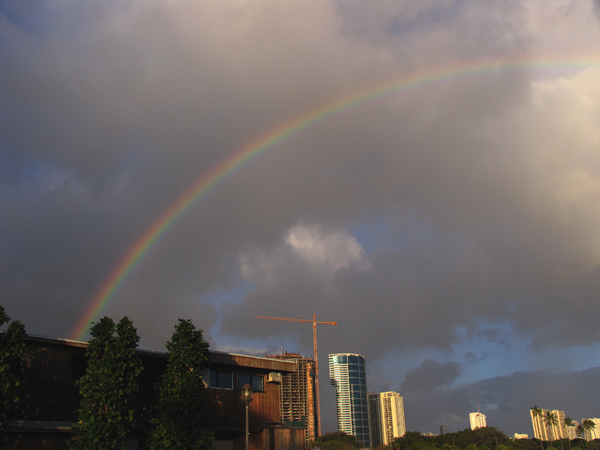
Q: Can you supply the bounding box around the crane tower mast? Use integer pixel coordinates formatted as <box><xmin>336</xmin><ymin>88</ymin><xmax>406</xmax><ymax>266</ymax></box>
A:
<box><xmin>255</xmin><ymin>314</ymin><xmax>337</xmax><ymax>437</ymax></box>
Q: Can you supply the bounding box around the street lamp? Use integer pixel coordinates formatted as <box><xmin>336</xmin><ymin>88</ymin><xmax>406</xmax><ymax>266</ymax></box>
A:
<box><xmin>241</xmin><ymin>384</ymin><xmax>254</xmax><ymax>450</ymax></box>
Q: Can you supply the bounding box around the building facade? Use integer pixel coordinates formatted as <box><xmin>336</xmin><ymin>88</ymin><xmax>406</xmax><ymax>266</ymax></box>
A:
<box><xmin>530</xmin><ymin>408</ymin><xmax>566</xmax><ymax>441</ymax></box>
<box><xmin>266</xmin><ymin>353</ymin><xmax>317</xmax><ymax>442</ymax></box>
<box><xmin>581</xmin><ymin>418</ymin><xmax>600</xmax><ymax>441</ymax></box>
<box><xmin>329</xmin><ymin>354</ymin><xmax>370</xmax><ymax>448</ymax></box>
<box><xmin>7</xmin><ymin>335</ymin><xmax>305</xmax><ymax>450</ymax></box>
<box><xmin>368</xmin><ymin>391</ymin><xmax>406</xmax><ymax>447</ymax></box>
<box><xmin>566</xmin><ymin>421</ymin><xmax>580</xmax><ymax>440</ymax></box>
<box><xmin>469</xmin><ymin>412</ymin><xmax>487</xmax><ymax>430</ymax></box>
<box><xmin>440</xmin><ymin>422</ymin><xmax>449</xmax><ymax>435</ymax></box>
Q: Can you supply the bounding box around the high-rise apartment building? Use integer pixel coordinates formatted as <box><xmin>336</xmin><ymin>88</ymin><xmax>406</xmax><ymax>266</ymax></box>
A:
<box><xmin>567</xmin><ymin>421</ymin><xmax>580</xmax><ymax>440</ymax></box>
<box><xmin>266</xmin><ymin>352</ymin><xmax>317</xmax><ymax>441</ymax></box>
<box><xmin>368</xmin><ymin>391</ymin><xmax>406</xmax><ymax>447</ymax></box>
<box><xmin>530</xmin><ymin>409</ymin><xmax>566</xmax><ymax>441</ymax></box>
<box><xmin>329</xmin><ymin>353</ymin><xmax>371</xmax><ymax>448</ymax></box>
<box><xmin>581</xmin><ymin>418</ymin><xmax>600</xmax><ymax>441</ymax></box>
<box><xmin>440</xmin><ymin>422</ymin><xmax>449</xmax><ymax>435</ymax></box>
<box><xmin>469</xmin><ymin>412</ymin><xmax>487</xmax><ymax>430</ymax></box>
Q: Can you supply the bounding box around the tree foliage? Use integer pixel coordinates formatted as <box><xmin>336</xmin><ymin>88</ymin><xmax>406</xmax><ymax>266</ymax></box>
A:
<box><xmin>0</xmin><ymin>306</ymin><xmax>26</xmax><ymax>446</ymax></box>
<box><xmin>69</xmin><ymin>316</ymin><xmax>142</xmax><ymax>450</ymax></box>
<box><xmin>310</xmin><ymin>431</ymin><xmax>363</xmax><ymax>450</ymax></box>
<box><xmin>392</xmin><ymin>427</ymin><xmax>540</xmax><ymax>450</ymax></box>
<box><xmin>148</xmin><ymin>319</ymin><xmax>212</xmax><ymax>450</ymax></box>
<box><xmin>386</xmin><ymin>427</ymin><xmax>600</xmax><ymax>450</ymax></box>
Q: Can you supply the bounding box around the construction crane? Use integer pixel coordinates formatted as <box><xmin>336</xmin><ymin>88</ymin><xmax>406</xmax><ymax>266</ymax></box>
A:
<box><xmin>255</xmin><ymin>314</ymin><xmax>337</xmax><ymax>437</ymax></box>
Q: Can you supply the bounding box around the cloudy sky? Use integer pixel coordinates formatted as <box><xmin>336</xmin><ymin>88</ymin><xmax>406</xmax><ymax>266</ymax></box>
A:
<box><xmin>3</xmin><ymin>0</ymin><xmax>600</xmax><ymax>437</ymax></box>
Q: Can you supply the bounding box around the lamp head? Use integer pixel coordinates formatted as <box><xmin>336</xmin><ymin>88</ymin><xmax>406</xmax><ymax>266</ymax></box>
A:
<box><xmin>241</xmin><ymin>383</ymin><xmax>254</xmax><ymax>403</ymax></box>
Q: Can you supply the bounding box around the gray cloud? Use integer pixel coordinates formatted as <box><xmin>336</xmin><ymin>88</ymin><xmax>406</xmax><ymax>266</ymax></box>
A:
<box><xmin>2</xmin><ymin>0</ymin><xmax>600</xmax><ymax>434</ymax></box>
<box><xmin>400</xmin><ymin>367</ymin><xmax>600</xmax><ymax>436</ymax></box>
<box><xmin>401</xmin><ymin>360</ymin><xmax>463</xmax><ymax>393</ymax></box>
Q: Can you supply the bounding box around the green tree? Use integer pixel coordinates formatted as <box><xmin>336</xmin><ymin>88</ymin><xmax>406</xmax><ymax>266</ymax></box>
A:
<box><xmin>564</xmin><ymin>418</ymin><xmax>575</xmax><ymax>450</ymax></box>
<box><xmin>576</xmin><ymin>425</ymin><xmax>586</xmax><ymax>450</ymax></box>
<box><xmin>148</xmin><ymin>319</ymin><xmax>212</xmax><ymax>450</ymax></box>
<box><xmin>313</xmin><ymin>431</ymin><xmax>362</xmax><ymax>449</ymax></box>
<box><xmin>311</xmin><ymin>441</ymin><xmax>359</xmax><ymax>450</ymax></box>
<box><xmin>545</xmin><ymin>411</ymin><xmax>558</xmax><ymax>449</ymax></box>
<box><xmin>69</xmin><ymin>316</ymin><xmax>142</xmax><ymax>450</ymax></box>
<box><xmin>0</xmin><ymin>306</ymin><xmax>26</xmax><ymax>447</ymax></box>
<box><xmin>394</xmin><ymin>431</ymin><xmax>425</xmax><ymax>450</ymax></box>
<box><xmin>532</xmin><ymin>407</ymin><xmax>545</xmax><ymax>450</ymax></box>
<box><xmin>582</xmin><ymin>420</ymin><xmax>596</xmax><ymax>450</ymax></box>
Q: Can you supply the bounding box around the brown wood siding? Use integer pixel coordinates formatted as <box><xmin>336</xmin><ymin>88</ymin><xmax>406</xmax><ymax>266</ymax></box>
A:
<box><xmin>204</xmin><ymin>375</ymin><xmax>282</xmax><ymax>428</ymax></box>
<box><xmin>9</xmin><ymin>336</ymin><xmax>302</xmax><ymax>450</ymax></box>
<box><xmin>20</xmin><ymin>340</ymin><xmax>84</xmax><ymax>422</ymax></box>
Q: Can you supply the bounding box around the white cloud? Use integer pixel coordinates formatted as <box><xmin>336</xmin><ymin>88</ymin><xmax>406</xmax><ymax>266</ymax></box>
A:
<box><xmin>239</xmin><ymin>224</ymin><xmax>367</xmax><ymax>288</ymax></box>
<box><xmin>285</xmin><ymin>224</ymin><xmax>366</xmax><ymax>274</ymax></box>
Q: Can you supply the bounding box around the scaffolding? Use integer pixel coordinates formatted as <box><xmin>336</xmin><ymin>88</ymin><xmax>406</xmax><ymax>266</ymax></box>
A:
<box><xmin>267</xmin><ymin>352</ymin><xmax>317</xmax><ymax>442</ymax></box>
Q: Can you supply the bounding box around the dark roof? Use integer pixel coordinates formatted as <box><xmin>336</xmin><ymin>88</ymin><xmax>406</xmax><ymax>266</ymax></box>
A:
<box><xmin>25</xmin><ymin>334</ymin><xmax>297</xmax><ymax>373</ymax></box>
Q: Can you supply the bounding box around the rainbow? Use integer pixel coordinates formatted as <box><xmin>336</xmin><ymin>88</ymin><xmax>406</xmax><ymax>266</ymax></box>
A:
<box><xmin>70</xmin><ymin>57</ymin><xmax>600</xmax><ymax>341</ymax></box>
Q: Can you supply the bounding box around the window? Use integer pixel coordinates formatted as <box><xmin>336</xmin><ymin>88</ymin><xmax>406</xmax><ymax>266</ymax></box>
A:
<box><xmin>238</xmin><ymin>374</ymin><xmax>264</xmax><ymax>392</ymax></box>
<box><xmin>210</xmin><ymin>370</ymin><xmax>233</xmax><ymax>389</ymax></box>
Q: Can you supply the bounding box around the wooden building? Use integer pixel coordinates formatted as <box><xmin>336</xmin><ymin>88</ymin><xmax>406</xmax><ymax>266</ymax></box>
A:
<box><xmin>6</xmin><ymin>335</ymin><xmax>305</xmax><ymax>450</ymax></box>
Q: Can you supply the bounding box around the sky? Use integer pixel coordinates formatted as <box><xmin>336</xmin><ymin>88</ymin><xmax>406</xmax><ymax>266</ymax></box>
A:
<box><xmin>2</xmin><ymin>0</ymin><xmax>600</xmax><ymax>438</ymax></box>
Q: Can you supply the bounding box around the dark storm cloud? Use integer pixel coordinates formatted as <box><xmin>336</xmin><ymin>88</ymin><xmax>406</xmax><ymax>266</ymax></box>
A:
<box><xmin>2</xmin><ymin>0</ymin><xmax>600</xmax><ymax>434</ymax></box>
<box><xmin>401</xmin><ymin>367</ymin><xmax>600</xmax><ymax>435</ymax></box>
<box><xmin>401</xmin><ymin>360</ymin><xmax>463</xmax><ymax>393</ymax></box>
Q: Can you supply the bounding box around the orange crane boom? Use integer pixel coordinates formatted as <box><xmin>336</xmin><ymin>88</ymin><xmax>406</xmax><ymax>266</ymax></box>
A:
<box><xmin>255</xmin><ymin>314</ymin><xmax>336</xmax><ymax>437</ymax></box>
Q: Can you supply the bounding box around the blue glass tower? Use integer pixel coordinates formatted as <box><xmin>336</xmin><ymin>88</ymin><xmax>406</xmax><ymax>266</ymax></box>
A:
<box><xmin>329</xmin><ymin>353</ymin><xmax>370</xmax><ymax>447</ymax></box>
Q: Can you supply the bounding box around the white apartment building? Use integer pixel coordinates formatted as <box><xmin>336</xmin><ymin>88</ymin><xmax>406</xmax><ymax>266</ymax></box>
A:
<box><xmin>469</xmin><ymin>412</ymin><xmax>487</xmax><ymax>430</ymax></box>
<box><xmin>566</xmin><ymin>420</ymin><xmax>580</xmax><ymax>440</ymax></box>
<box><xmin>582</xmin><ymin>418</ymin><xmax>600</xmax><ymax>441</ymax></box>
<box><xmin>368</xmin><ymin>391</ymin><xmax>406</xmax><ymax>447</ymax></box>
<box><xmin>530</xmin><ymin>408</ymin><xmax>566</xmax><ymax>441</ymax></box>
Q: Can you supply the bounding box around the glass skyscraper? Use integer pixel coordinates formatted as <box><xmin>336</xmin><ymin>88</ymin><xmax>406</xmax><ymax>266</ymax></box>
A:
<box><xmin>329</xmin><ymin>353</ymin><xmax>370</xmax><ymax>447</ymax></box>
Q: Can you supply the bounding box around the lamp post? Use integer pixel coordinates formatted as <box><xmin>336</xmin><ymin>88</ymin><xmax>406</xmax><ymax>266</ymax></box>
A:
<box><xmin>241</xmin><ymin>384</ymin><xmax>254</xmax><ymax>450</ymax></box>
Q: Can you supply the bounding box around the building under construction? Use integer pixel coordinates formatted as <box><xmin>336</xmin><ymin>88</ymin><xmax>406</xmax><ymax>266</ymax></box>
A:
<box><xmin>267</xmin><ymin>352</ymin><xmax>318</xmax><ymax>442</ymax></box>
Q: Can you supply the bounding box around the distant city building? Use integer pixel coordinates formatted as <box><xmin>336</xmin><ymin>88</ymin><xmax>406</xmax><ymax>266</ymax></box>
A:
<box><xmin>514</xmin><ymin>433</ymin><xmax>529</xmax><ymax>439</ymax></box>
<box><xmin>469</xmin><ymin>411</ymin><xmax>487</xmax><ymax>430</ymax></box>
<box><xmin>368</xmin><ymin>391</ymin><xmax>406</xmax><ymax>447</ymax></box>
<box><xmin>567</xmin><ymin>420</ymin><xmax>580</xmax><ymax>440</ymax></box>
<box><xmin>530</xmin><ymin>408</ymin><xmax>566</xmax><ymax>441</ymax></box>
<box><xmin>368</xmin><ymin>393</ymin><xmax>382</xmax><ymax>448</ymax></box>
<box><xmin>581</xmin><ymin>418</ymin><xmax>600</xmax><ymax>441</ymax></box>
<box><xmin>329</xmin><ymin>353</ymin><xmax>371</xmax><ymax>448</ymax></box>
<box><xmin>266</xmin><ymin>352</ymin><xmax>317</xmax><ymax>442</ymax></box>
<box><xmin>440</xmin><ymin>422</ymin><xmax>449</xmax><ymax>435</ymax></box>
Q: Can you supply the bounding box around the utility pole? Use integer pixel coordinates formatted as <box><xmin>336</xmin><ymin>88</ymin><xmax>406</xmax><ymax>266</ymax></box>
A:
<box><xmin>255</xmin><ymin>314</ymin><xmax>337</xmax><ymax>437</ymax></box>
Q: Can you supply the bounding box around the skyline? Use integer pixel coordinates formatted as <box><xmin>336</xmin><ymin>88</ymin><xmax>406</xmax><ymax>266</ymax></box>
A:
<box><xmin>3</xmin><ymin>0</ymin><xmax>600</xmax><ymax>437</ymax></box>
